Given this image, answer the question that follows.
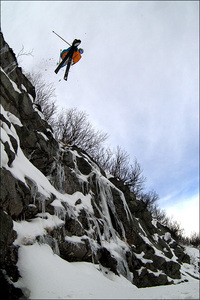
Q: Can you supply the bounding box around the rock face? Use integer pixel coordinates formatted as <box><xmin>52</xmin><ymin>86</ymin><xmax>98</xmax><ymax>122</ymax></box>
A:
<box><xmin>0</xmin><ymin>31</ymin><xmax>192</xmax><ymax>298</ymax></box>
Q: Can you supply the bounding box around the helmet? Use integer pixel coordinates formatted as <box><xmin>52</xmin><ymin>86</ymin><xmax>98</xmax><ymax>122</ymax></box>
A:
<box><xmin>79</xmin><ymin>48</ymin><xmax>84</xmax><ymax>54</ymax></box>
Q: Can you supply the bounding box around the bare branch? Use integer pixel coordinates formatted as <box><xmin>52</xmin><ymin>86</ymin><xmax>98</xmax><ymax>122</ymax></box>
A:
<box><xmin>26</xmin><ymin>71</ymin><xmax>57</xmax><ymax>126</ymax></box>
<box><xmin>17</xmin><ymin>45</ymin><xmax>34</xmax><ymax>58</ymax></box>
<box><xmin>53</xmin><ymin>108</ymin><xmax>108</xmax><ymax>156</ymax></box>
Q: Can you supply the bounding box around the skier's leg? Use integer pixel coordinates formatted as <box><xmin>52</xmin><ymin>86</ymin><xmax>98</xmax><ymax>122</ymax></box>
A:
<box><xmin>55</xmin><ymin>48</ymin><xmax>74</xmax><ymax>74</ymax></box>
<box><xmin>64</xmin><ymin>57</ymin><xmax>73</xmax><ymax>81</ymax></box>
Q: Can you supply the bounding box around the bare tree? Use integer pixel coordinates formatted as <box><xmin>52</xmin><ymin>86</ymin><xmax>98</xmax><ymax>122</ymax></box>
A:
<box><xmin>187</xmin><ymin>232</ymin><xmax>200</xmax><ymax>247</ymax></box>
<box><xmin>98</xmin><ymin>146</ymin><xmax>146</xmax><ymax>196</ymax></box>
<box><xmin>150</xmin><ymin>204</ymin><xmax>185</xmax><ymax>240</ymax></box>
<box><xmin>54</xmin><ymin>108</ymin><xmax>108</xmax><ymax>156</ymax></box>
<box><xmin>151</xmin><ymin>206</ymin><xmax>166</xmax><ymax>222</ymax></box>
<box><xmin>125</xmin><ymin>159</ymin><xmax>146</xmax><ymax>196</ymax></box>
<box><xmin>26</xmin><ymin>71</ymin><xmax>57</xmax><ymax>126</ymax></box>
<box><xmin>108</xmin><ymin>146</ymin><xmax>130</xmax><ymax>180</ymax></box>
<box><xmin>94</xmin><ymin>146</ymin><xmax>113</xmax><ymax>171</ymax></box>
<box><xmin>166</xmin><ymin>218</ymin><xmax>184</xmax><ymax>239</ymax></box>
<box><xmin>17</xmin><ymin>45</ymin><xmax>33</xmax><ymax>60</ymax></box>
<box><xmin>139</xmin><ymin>190</ymin><xmax>159</xmax><ymax>211</ymax></box>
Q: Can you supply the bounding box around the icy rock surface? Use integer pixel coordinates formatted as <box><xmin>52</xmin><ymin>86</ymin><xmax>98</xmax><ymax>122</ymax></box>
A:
<box><xmin>0</xmin><ymin>31</ymin><xmax>198</xmax><ymax>299</ymax></box>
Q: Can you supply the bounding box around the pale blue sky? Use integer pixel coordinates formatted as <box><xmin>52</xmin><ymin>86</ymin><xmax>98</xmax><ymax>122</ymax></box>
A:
<box><xmin>1</xmin><ymin>1</ymin><xmax>199</xmax><ymax>236</ymax></box>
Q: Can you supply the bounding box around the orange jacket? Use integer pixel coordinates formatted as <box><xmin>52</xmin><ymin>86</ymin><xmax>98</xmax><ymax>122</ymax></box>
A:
<box><xmin>72</xmin><ymin>50</ymin><xmax>81</xmax><ymax>64</ymax></box>
<box><xmin>61</xmin><ymin>49</ymin><xmax>81</xmax><ymax>65</ymax></box>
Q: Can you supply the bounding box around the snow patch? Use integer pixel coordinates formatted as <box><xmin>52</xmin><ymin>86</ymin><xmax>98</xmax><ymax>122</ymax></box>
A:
<box><xmin>28</xmin><ymin>93</ymin><xmax>34</xmax><ymax>102</ymax></box>
<box><xmin>65</xmin><ymin>235</ymin><xmax>85</xmax><ymax>244</ymax></box>
<box><xmin>164</xmin><ymin>232</ymin><xmax>172</xmax><ymax>242</ymax></box>
<box><xmin>21</xmin><ymin>84</ymin><xmax>27</xmax><ymax>92</ymax></box>
<box><xmin>37</xmin><ymin>131</ymin><xmax>49</xmax><ymax>141</ymax></box>
<box><xmin>15</xmin><ymin>243</ymin><xmax>199</xmax><ymax>299</ymax></box>
<box><xmin>13</xmin><ymin>213</ymin><xmax>64</xmax><ymax>246</ymax></box>
<box><xmin>7</xmin><ymin>112</ymin><xmax>23</xmax><ymax>127</ymax></box>
<box><xmin>134</xmin><ymin>251</ymin><xmax>153</xmax><ymax>264</ymax></box>
<box><xmin>0</xmin><ymin>141</ymin><xmax>9</xmax><ymax>167</ymax></box>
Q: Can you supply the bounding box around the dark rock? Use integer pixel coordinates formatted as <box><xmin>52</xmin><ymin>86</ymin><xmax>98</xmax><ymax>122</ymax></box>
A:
<box><xmin>48</xmin><ymin>225</ymin><xmax>66</xmax><ymax>246</ymax></box>
<box><xmin>0</xmin><ymin>269</ymin><xmax>24</xmax><ymax>300</ymax></box>
<box><xmin>46</xmin><ymin>203</ymin><xmax>55</xmax><ymax>215</ymax></box>
<box><xmin>8</xmin><ymin>134</ymin><xmax>18</xmax><ymax>153</ymax></box>
<box><xmin>99</xmin><ymin>247</ymin><xmax>119</xmax><ymax>275</ymax></box>
<box><xmin>4</xmin><ymin>245</ymin><xmax>20</xmax><ymax>282</ymax></box>
<box><xmin>163</xmin><ymin>261</ymin><xmax>181</xmax><ymax>279</ymax></box>
<box><xmin>145</xmin><ymin>262</ymin><xmax>158</xmax><ymax>273</ymax></box>
<box><xmin>63</xmin><ymin>169</ymin><xmax>83</xmax><ymax>194</ymax></box>
<box><xmin>128</xmin><ymin>198</ymin><xmax>147</xmax><ymax>218</ymax></box>
<box><xmin>0</xmin><ymin>209</ymin><xmax>16</xmax><ymax>267</ymax></box>
<box><xmin>75</xmin><ymin>199</ymin><xmax>82</xmax><ymax>205</ymax></box>
<box><xmin>0</xmin><ymin>169</ymin><xmax>31</xmax><ymax>218</ymax></box>
<box><xmin>135</xmin><ymin>240</ymin><xmax>155</xmax><ymax>258</ymax></box>
<box><xmin>173</xmin><ymin>246</ymin><xmax>190</xmax><ymax>264</ymax></box>
<box><xmin>152</xmin><ymin>255</ymin><xmax>166</xmax><ymax>270</ymax></box>
<box><xmin>89</xmin><ymin>173</ymin><xmax>100</xmax><ymax>196</ymax></box>
<box><xmin>0</xmin><ymin>70</ymin><xmax>21</xmax><ymax>119</ymax></box>
<box><xmin>76</xmin><ymin>156</ymin><xmax>92</xmax><ymax>175</ymax></box>
<box><xmin>59</xmin><ymin>239</ymin><xmax>88</xmax><ymax>262</ymax></box>
<box><xmin>143</xmin><ymin>244</ymin><xmax>155</xmax><ymax>260</ymax></box>
<box><xmin>110</xmin><ymin>185</ymin><xmax>138</xmax><ymax>244</ymax></box>
<box><xmin>0</xmin><ymin>208</ymin><xmax>22</xmax><ymax>297</ymax></box>
<box><xmin>3</xmin><ymin>141</ymin><xmax>16</xmax><ymax>167</ymax></box>
<box><xmin>21</xmin><ymin>204</ymin><xmax>38</xmax><ymax>219</ymax></box>
<box><xmin>170</xmin><ymin>241</ymin><xmax>178</xmax><ymax>249</ymax></box>
<box><xmin>15</xmin><ymin>125</ymin><xmax>37</xmax><ymax>152</ymax></box>
<box><xmin>109</xmin><ymin>178</ymin><xmax>130</xmax><ymax>199</ymax></box>
<box><xmin>62</xmin><ymin>150</ymin><xmax>75</xmax><ymax>168</ymax></box>
<box><xmin>29</xmin><ymin>148</ymin><xmax>52</xmax><ymax>174</ymax></box>
<box><xmin>71</xmin><ymin>145</ymin><xmax>106</xmax><ymax>177</ymax></box>
<box><xmin>126</xmin><ymin>250</ymin><xmax>142</xmax><ymax>272</ymax></box>
<box><xmin>133</xmin><ymin>267</ymin><xmax>169</xmax><ymax>287</ymax></box>
<box><xmin>0</xmin><ymin>113</ymin><xmax>11</xmax><ymax>128</ymax></box>
<box><xmin>18</xmin><ymin>92</ymin><xmax>34</xmax><ymax>119</ymax></box>
<box><xmin>163</xmin><ymin>248</ymin><xmax>173</xmax><ymax>259</ymax></box>
<box><xmin>65</xmin><ymin>217</ymin><xmax>85</xmax><ymax>237</ymax></box>
<box><xmin>159</xmin><ymin>236</ymin><xmax>170</xmax><ymax>248</ymax></box>
<box><xmin>77</xmin><ymin>209</ymin><xmax>90</xmax><ymax>231</ymax></box>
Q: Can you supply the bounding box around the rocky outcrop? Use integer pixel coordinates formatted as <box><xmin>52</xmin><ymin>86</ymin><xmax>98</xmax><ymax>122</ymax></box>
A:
<box><xmin>0</xmin><ymin>31</ymin><xmax>193</xmax><ymax>298</ymax></box>
<box><xmin>0</xmin><ymin>209</ymin><xmax>23</xmax><ymax>299</ymax></box>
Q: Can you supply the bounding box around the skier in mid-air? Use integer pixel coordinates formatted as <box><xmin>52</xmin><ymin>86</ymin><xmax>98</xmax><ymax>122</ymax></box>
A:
<box><xmin>53</xmin><ymin>31</ymin><xmax>84</xmax><ymax>81</ymax></box>
<box><xmin>60</xmin><ymin>46</ymin><xmax>84</xmax><ymax>67</ymax></box>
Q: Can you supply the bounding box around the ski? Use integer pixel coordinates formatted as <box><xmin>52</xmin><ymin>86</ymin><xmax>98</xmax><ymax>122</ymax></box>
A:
<box><xmin>54</xmin><ymin>47</ymin><xmax>74</xmax><ymax>74</ymax></box>
<box><xmin>64</xmin><ymin>56</ymin><xmax>73</xmax><ymax>81</ymax></box>
<box><xmin>54</xmin><ymin>38</ymin><xmax>82</xmax><ymax>80</ymax></box>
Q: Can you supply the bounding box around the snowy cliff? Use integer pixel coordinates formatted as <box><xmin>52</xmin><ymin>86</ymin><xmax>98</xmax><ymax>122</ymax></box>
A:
<box><xmin>0</xmin><ymin>32</ymin><xmax>199</xmax><ymax>299</ymax></box>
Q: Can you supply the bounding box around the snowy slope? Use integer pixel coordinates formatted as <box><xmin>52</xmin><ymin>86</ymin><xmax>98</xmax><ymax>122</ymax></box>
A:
<box><xmin>15</xmin><ymin>243</ymin><xmax>199</xmax><ymax>299</ymax></box>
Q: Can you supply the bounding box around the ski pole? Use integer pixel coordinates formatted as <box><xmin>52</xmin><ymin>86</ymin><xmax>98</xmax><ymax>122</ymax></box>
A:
<box><xmin>52</xmin><ymin>31</ymin><xmax>71</xmax><ymax>46</ymax></box>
